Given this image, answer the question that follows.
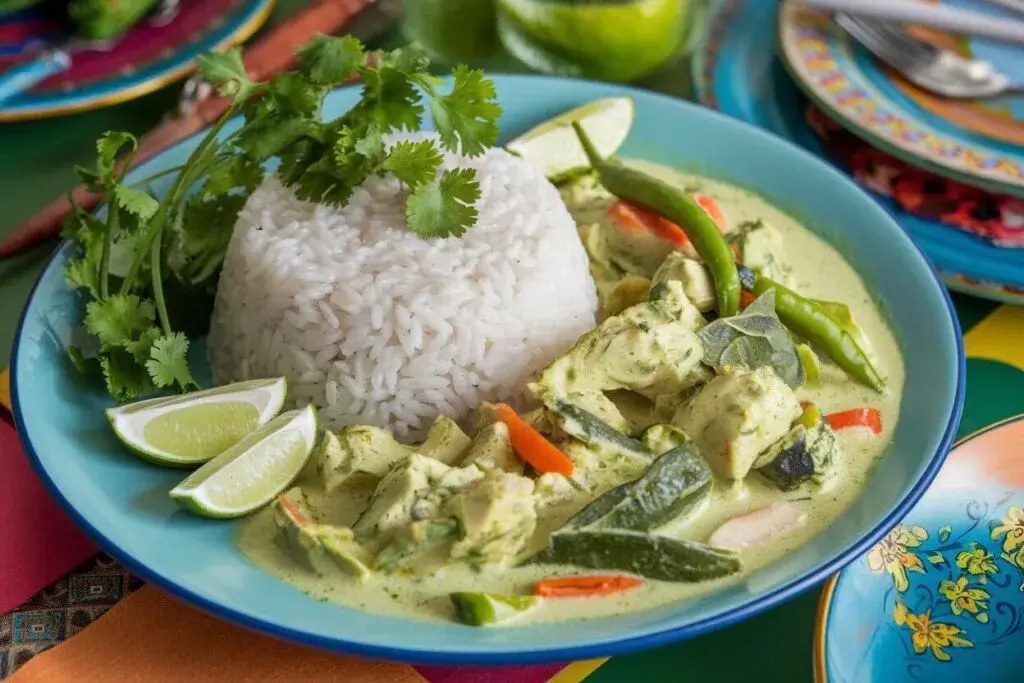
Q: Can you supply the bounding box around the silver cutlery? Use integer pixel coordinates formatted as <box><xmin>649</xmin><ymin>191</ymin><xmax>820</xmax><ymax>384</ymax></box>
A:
<box><xmin>797</xmin><ymin>0</ymin><xmax>1024</xmax><ymax>44</ymax></box>
<box><xmin>837</xmin><ymin>14</ymin><xmax>1015</xmax><ymax>99</ymax></box>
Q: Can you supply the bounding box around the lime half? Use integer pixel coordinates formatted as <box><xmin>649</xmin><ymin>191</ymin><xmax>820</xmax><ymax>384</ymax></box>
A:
<box><xmin>507</xmin><ymin>97</ymin><xmax>634</xmax><ymax>182</ymax></box>
<box><xmin>106</xmin><ymin>377</ymin><xmax>288</xmax><ymax>467</ymax></box>
<box><xmin>169</xmin><ymin>405</ymin><xmax>318</xmax><ymax>519</ymax></box>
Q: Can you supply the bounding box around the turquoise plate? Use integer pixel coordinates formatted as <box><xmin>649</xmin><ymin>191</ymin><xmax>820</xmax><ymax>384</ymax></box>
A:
<box><xmin>11</xmin><ymin>75</ymin><xmax>965</xmax><ymax>664</ymax></box>
<box><xmin>815</xmin><ymin>415</ymin><xmax>1024</xmax><ymax>683</ymax></box>
<box><xmin>695</xmin><ymin>0</ymin><xmax>1024</xmax><ymax>305</ymax></box>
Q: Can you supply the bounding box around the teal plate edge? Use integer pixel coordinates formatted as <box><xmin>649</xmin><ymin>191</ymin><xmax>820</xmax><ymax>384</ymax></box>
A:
<box><xmin>11</xmin><ymin>74</ymin><xmax>966</xmax><ymax>664</ymax></box>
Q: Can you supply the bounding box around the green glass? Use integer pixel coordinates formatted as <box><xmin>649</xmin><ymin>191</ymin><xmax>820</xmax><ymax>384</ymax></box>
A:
<box><xmin>496</xmin><ymin>0</ymin><xmax>705</xmax><ymax>83</ymax></box>
<box><xmin>401</xmin><ymin>0</ymin><xmax>499</xmax><ymax>64</ymax></box>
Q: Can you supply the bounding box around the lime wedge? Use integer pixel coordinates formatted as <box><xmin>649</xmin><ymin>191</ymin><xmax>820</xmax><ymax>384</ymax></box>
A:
<box><xmin>506</xmin><ymin>97</ymin><xmax>634</xmax><ymax>182</ymax></box>
<box><xmin>169</xmin><ymin>406</ymin><xmax>318</xmax><ymax>519</ymax></box>
<box><xmin>106</xmin><ymin>378</ymin><xmax>288</xmax><ymax>467</ymax></box>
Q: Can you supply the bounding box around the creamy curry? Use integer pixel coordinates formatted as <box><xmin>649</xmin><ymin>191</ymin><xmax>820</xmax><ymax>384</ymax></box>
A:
<box><xmin>238</xmin><ymin>162</ymin><xmax>904</xmax><ymax>626</ymax></box>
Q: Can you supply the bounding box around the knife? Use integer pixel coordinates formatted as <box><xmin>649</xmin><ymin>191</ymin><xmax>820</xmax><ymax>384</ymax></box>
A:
<box><xmin>0</xmin><ymin>0</ymin><xmax>402</xmax><ymax>258</ymax></box>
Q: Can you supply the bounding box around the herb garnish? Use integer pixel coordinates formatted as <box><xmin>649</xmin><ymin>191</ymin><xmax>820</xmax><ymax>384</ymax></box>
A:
<box><xmin>63</xmin><ymin>36</ymin><xmax>502</xmax><ymax>401</ymax></box>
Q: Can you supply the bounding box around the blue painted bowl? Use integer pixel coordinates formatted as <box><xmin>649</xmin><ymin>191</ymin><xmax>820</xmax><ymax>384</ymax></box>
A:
<box><xmin>12</xmin><ymin>75</ymin><xmax>965</xmax><ymax>664</ymax></box>
<box><xmin>816</xmin><ymin>416</ymin><xmax>1024</xmax><ymax>683</ymax></box>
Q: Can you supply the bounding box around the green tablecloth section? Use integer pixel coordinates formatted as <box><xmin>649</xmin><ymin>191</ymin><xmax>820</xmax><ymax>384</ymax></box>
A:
<box><xmin>1</xmin><ymin>4</ymin><xmax>1020</xmax><ymax>680</ymax></box>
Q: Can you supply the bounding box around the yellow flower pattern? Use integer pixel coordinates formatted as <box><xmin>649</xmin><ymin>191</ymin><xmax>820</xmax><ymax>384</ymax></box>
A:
<box><xmin>991</xmin><ymin>506</ymin><xmax>1024</xmax><ymax>555</ymax></box>
<box><xmin>955</xmin><ymin>543</ymin><xmax>999</xmax><ymax>579</ymax></box>
<box><xmin>938</xmin><ymin>576</ymin><xmax>990</xmax><ymax>622</ymax></box>
<box><xmin>893</xmin><ymin>602</ymin><xmax>974</xmax><ymax>662</ymax></box>
<box><xmin>867</xmin><ymin>525</ymin><xmax>928</xmax><ymax>592</ymax></box>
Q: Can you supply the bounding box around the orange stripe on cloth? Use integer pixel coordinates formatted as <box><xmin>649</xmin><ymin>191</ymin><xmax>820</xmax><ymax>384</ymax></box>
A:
<box><xmin>0</xmin><ymin>367</ymin><xmax>10</xmax><ymax>413</ymax></box>
<box><xmin>7</xmin><ymin>586</ymin><xmax>428</xmax><ymax>683</ymax></box>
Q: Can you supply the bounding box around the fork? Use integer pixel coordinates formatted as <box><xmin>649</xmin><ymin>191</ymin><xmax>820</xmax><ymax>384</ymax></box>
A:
<box><xmin>837</xmin><ymin>14</ymin><xmax>1014</xmax><ymax>99</ymax></box>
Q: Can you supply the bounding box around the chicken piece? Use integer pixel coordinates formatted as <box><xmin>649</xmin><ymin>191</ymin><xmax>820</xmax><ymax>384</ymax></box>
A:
<box><xmin>272</xmin><ymin>488</ymin><xmax>372</xmax><ymax>580</ymax></box>
<box><xmin>674</xmin><ymin>366</ymin><xmax>801</xmax><ymax>480</ymax></box>
<box><xmin>651</xmin><ymin>252</ymin><xmax>716</xmax><ymax>313</ymax></box>
<box><xmin>446</xmin><ymin>473</ymin><xmax>537</xmax><ymax>566</ymax></box>
<box><xmin>460</xmin><ymin>421</ymin><xmax>522</xmax><ymax>474</ymax></box>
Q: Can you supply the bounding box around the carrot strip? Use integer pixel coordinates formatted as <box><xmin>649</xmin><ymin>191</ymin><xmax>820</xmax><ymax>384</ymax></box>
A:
<box><xmin>824</xmin><ymin>408</ymin><xmax>882</xmax><ymax>435</ymax></box>
<box><xmin>533</xmin><ymin>574</ymin><xmax>645</xmax><ymax>598</ymax></box>
<box><xmin>740</xmin><ymin>290</ymin><xmax>757</xmax><ymax>308</ymax></box>
<box><xmin>277</xmin><ymin>494</ymin><xmax>310</xmax><ymax>525</ymax></box>
<box><xmin>608</xmin><ymin>201</ymin><xmax>691</xmax><ymax>248</ymax></box>
<box><xmin>693</xmin><ymin>193</ymin><xmax>729</xmax><ymax>232</ymax></box>
<box><xmin>493</xmin><ymin>404</ymin><xmax>575</xmax><ymax>476</ymax></box>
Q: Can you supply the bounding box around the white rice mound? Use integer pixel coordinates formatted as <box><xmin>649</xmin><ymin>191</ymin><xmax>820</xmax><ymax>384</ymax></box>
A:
<box><xmin>207</xmin><ymin>135</ymin><xmax>598</xmax><ymax>439</ymax></box>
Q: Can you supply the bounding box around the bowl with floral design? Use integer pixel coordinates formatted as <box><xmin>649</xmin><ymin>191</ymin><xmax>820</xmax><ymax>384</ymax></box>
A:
<box><xmin>815</xmin><ymin>415</ymin><xmax>1024</xmax><ymax>682</ymax></box>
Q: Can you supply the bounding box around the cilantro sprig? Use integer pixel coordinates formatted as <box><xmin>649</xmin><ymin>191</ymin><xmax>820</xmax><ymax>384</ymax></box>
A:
<box><xmin>63</xmin><ymin>36</ymin><xmax>501</xmax><ymax>401</ymax></box>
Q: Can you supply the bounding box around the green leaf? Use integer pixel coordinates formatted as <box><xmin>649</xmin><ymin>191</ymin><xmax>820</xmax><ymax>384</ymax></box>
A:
<box><xmin>84</xmin><ymin>295</ymin><xmax>156</xmax><ymax>351</ymax></box>
<box><xmin>100</xmin><ymin>347</ymin><xmax>153</xmax><ymax>401</ymax></box>
<box><xmin>383</xmin><ymin>139</ymin><xmax>443</xmax><ymax>188</ymax></box>
<box><xmin>234</xmin><ymin>114</ymin><xmax>316</xmax><ymax>160</ymax></box>
<box><xmin>927</xmin><ymin>553</ymin><xmax>946</xmax><ymax>565</ymax></box>
<box><xmin>697</xmin><ymin>290</ymin><xmax>806</xmax><ymax>388</ymax></box>
<box><xmin>169</xmin><ymin>194</ymin><xmax>247</xmax><ymax>284</ymax></box>
<box><xmin>938</xmin><ymin>525</ymin><xmax>953</xmax><ymax>543</ymax></box>
<box><xmin>146</xmin><ymin>332</ymin><xmax>197</xmax><ymax>390</ymax></box>
<box><xmin>65</xmin><ymin>257</ymin><xmax>100</xmax><ymax>296</ymax></box>
<box><xmin>123</xmin><ymin>327</ymin><xmax>163</xmax><ymax>364</ymax></box>
<box><xmin>383</xmin><ymin>45</ymin><xmax>431</xmax><ymax>76</ymax></box>
<box><xmin>67</xmin><ymin>345</ymin><xmax>98</xmax><ymax>374</ymax></box>
<box><xmin>405</xmin><ymin>167</ymin><xmax>480</xmax><ymax>238</ymax></box>
<box><xmin>197</xmin><ymin>48</ymin><xmax>254</xmax><ymax>98</ymax></box>
<box><xmin>358</xmin><ymin>64</ymin><xmax>424</xmax><ymax>132</ymax></box>
<box><xmin>296</xmin><ymin>35</ymin><xmax>364</xmax><ymax>85</ymax></box>
<box><xmin>268</xmin><ymin>72</ymin><xmax>328</xmax><ymax>117</ymax></box>
<box><xmin>74</xmin><ymin>165</ymin><xmax>103</xmax><ymax>192</ymax></box>
<box><xmin>428</xmin><ymin>65</ymin><xmax>500</xmax><ymax>156</ymax></box>
<box><xmin>96</xmin><ymin>131</ymin><xmax>136</xmax><ymax>178</ymax></box>
<box><xmin>113</xmin><ymin>185</ymin><xmax>159</xmax><ymax>220</ymax></box>
<box><xmin>201</xmin><ymin>155</ymin><xmax>265</xmax><ymax>198</ymax></box>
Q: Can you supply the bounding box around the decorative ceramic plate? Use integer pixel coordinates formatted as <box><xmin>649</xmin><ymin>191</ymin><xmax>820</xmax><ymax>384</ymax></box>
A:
<box><xmin>694</xmin><ymin>0</ymin><xmax>1024</xmax><ymax>305</ymax></box>
<box><xmin>777</xmin><ymin>2</ymin><xmax>1024</xmax><ymax>198</ymax></box>
<box><xmin>815</xmin><ymin>415</ymin><xmax>1024</xmax><ymax>683</ymax></box>
<box><xmin>0</xmin><ymin>0</ymin><xmax>275</xmax><ymax>122</ymax></box>
<box><xmin>11</xmin><ymin>75</ymin><xmax>964</xmax><ymax>664</ymax></box>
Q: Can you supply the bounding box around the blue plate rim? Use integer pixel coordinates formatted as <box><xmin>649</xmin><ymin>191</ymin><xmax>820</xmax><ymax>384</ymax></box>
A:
<box><xmin>812</xmin><ymin>413</ymin><xmax>1024</xmax><ymax>683</ymax></box>
<box><xmin>11</xmin><ymin>73</ymin><xmax>967</xmax><ymax>664</ymax></box>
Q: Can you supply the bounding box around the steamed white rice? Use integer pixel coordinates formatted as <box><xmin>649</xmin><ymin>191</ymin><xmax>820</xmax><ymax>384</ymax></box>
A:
<box><xmin>207</xmin><ymin>135</ymin><xmax>598</xmax><ymax>438</ymax></box>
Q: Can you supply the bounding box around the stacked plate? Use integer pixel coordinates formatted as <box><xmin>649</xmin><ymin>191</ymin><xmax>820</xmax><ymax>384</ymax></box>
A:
<box><xmin>694</xmin><ymin>0</ymin><xmax>1024</xmax><ymax>304</ymax></box>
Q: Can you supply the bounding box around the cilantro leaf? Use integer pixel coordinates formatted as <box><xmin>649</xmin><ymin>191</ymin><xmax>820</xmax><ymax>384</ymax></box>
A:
<box><xmin>296</xmin><ymin>35</ymin><xmax>364</xmax><ymax>85</ymax></box>
<box><xmin>201</xmin><ymin>155</ymin><xmax>264</xmax><ymax>198</ymax></box>
<box><xmin>170</xmin><ymin>194</ymin><xmax>247</xmax><ymax>284</ymax></box>
<box><xmin>198</xmin><ymin>48</ymin><xmax>254</xmax><ymax>98</ymax></box>
<box><xmin>146</xmin><ymin>333</ymin><xmax>197</xmax><ymax>390</ymax></box>
<box><xmin>84</xmin><ymin>295</ymin><xmax>156</xmax><ymax>351</ymax></box>
<box><xmin>113</xmin><ymin>185</ymin><xmax>159</xmax><ymax>220</ymax></box>
<box><xmin>74</xmin><ymin>165</ymin><xmax>103</xmax><ymax>192</ymax></box>
<box><xmin>428</xmin><ymin>66</ymin><xmax>500</xmax><ymax>156</ymax></box>
<box><xmin>383</xmin><ymin>139</ymin><xmax>442</xmax><ymax>188</ymax></box>
<box><xmin>405</xmin><ymin>167</ymin><xmax>480</xmax><ymax>238</ymax></box>
<box><xmin>96</xmin><ymin>131</ymin><xmax>136</xmax><ymax>179</ymax></box>
<box><xmin>124</xmin><ymin>327</ymin><xmax>162</xmax><ymax>364</ymax></box>
<box><xmin>268</xmin><ymin>72</ymin><xmax>328</xmax><ymax>117</ymax></box>
<box><xmin>101</xmin><ymin>347</ymin><xmax>153</xmax><ymax>401</ymax></box>
<box><xmin>383</xmin><ymin>46</ymin><xmax>431</xmax><ymax>76</ymax></box>
<box><xmin>357</xmin><ymin>64</ymin><xmax>424</xmax><ymax>132</ymax></box>
<box><xmin>66</xmin><ymin>257</ymin><xmax>100</xmax><ymax>296</ymax></box>
<box><xmin>234</xmin><ymin>114</ymin><xmax>317</xmax><ymax>160</ymax></box>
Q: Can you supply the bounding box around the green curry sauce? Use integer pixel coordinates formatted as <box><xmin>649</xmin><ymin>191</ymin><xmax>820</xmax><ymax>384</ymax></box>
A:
<box><xmin>238</xmin><ymin>162</ymin><xmax>905</xmax><ymax>626</ymax></box>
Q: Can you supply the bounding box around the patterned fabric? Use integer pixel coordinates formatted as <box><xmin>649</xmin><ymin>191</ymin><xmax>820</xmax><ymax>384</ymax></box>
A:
<box><xmin>0</xmin><ymin>554</ymin><xmax>139</xmax><ymax>678</ymax></box>
<box><xmin>806</xmin><ymin>105</ymin><xmax>1024</xmax><ymax>249</ymax></box>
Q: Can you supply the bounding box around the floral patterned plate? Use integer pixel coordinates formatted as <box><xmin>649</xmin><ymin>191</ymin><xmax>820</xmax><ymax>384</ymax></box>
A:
<box><xmin>814</xmin><ymin>415</ymin><xmax>1024</xmax><ymax>682</ymax></box>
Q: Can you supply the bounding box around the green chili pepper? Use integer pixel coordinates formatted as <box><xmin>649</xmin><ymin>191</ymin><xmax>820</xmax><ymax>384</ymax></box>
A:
<box><xmin>450</xmin><ymin>592</ymin><xmax>539</xmax><ymax>626</ymax></box>
<box><xmin>571</xmin><ymin>122</ymin><xmax>741</xmax><ymax>317</ymax></box>
<box><xmin>739</xmin><ymin>267</ymin><xmax>885</xmax><ymax>392</ymax></box>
